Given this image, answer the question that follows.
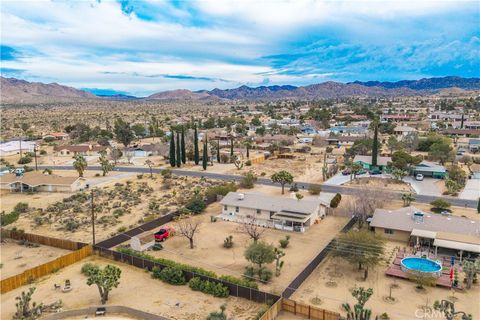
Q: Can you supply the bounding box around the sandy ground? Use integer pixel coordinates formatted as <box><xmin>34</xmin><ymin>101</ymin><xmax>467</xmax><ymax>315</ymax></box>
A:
<box><xmin>345</xmin><ymin>177</ymin><xmax>414</xmax><ymax>193</ymax></box>
<box><xmin>0</xmin><ymin>256</ymin><xmax>263</xmax><ymax>320</ymax></box>
<box><xmin>0</xmin><ymin>240</ymin><xmax>71</xmax><ymax>278</ymax></box>
<box><xmin>291</xmin><ymin>241</ymin><xmax>480</xmax><ymax>319</ymax></box>
<box><xmin>127</xmin><ymin>202</ymin><xmax>349</xmax><ymax>295</ymax></box>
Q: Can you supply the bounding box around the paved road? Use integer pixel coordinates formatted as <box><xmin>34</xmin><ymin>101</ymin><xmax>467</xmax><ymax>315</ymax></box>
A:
<box><xmin>35</xmin><ymin>165</ymin><xmax>478</xmax><ymax>208</ymax></box>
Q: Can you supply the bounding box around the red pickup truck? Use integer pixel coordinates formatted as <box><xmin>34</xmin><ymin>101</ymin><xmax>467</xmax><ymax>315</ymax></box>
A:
<box><xmin>154</xmin><ymin>227</ymin><xmax>174</xmax><ymax>242</ymax></box>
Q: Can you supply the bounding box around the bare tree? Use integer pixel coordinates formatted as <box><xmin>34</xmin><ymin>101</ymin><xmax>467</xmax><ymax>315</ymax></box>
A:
<box><xmin>177</xmin><ymin>218</ymin><xmax>201</xmax><ymax>249</ymax></box>
<box><xmin>238</xmin><ymin>217</ymin><xmax>265</xmax><ymax>243</ymax></box>
<box><xmin>125</xmin><ymin>151</ymin><xmax>134</xmax><ymax>164</ymax></box>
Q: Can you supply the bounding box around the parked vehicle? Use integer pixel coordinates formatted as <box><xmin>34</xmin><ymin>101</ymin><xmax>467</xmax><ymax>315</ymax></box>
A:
<box><xmin>342</xmin><ymin>169</ymin><xmax>351</xmax><ymax>176</ymax></box>
<box><xmin>369</xmin><ymin>168</ymin><xmax>382</xmax><ymax>175</ymax></box>
<box><xmin>154</xmin><ymin>227</ymin><xmax>174</xmax><ymax>242</ymax></box>
<box><xmin>415</xmin><ymin>174</ymin><xmax>424</xmax><ymax>181</ymax></box>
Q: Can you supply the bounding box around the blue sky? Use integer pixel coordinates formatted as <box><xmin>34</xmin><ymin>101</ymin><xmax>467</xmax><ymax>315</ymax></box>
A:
<box><xmin>1</xmin><ymin>0</ymin><xmax>479</xmax><ymax>96</ymax></box>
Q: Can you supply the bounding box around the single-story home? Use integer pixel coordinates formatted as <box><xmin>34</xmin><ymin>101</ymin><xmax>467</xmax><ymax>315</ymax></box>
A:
<box><xmin>329</xmin><ymin>126</ymin><xmax>367</xmax><ymax>135</ymax></box>
<box><xmin>54</xmin><ymin>144</ymin><xmax>108</xmax><ymax>157</ymax></box>
<box><xmin>442</xmin><ymin>129</ymin><xmax>480</xmax><ymax>138</ymax></box>
<box><xmin>125</xmin><ymin>144</ymin><xmax>164</xmax><ymax>157</ymax></box>
<box><xmin>0</xmin><ymin>172</ymin><xmax>86</xmax><ymax>193</ymax></box>
<box><xmin>0</xmin><ymin>140</ymin><xmax>37</xmax><ymax>157</ymax></box>
<box><xmin>326</xmin><ymin>136</ymin><xmax>362</xmax><ymax>146</ymax></box>
<box><xmin>393</xmin><ymin>125</ymin><xmax>417</xmax><ymax>137</ymax></box>
<box><xmin>370</xmin><ymin>206</ymin><xmax>480</xmax><ymax>258</ymax></box>
<box><xmin>42</xmin><ymin>132</ymin><xmax>69</xmax><ymax>141</ymax></box>
<box><xmin>413</xmin><ymin>161</ymin><xmax>447</xmax><ymax>179</ymax></box>
<box><xmin>468</xmin><ymin>139</ymin><xmax>480</xmax><ymax>153</ymax></box>
<box><xmin>219</xmin><ymin>192</ymin><xmax>329</xmax><ymax>232</ymax></box>
<box><xmin>353</xmin><ymin>155</ymin><xmax>392</xmax><ymax>171</ymax></box>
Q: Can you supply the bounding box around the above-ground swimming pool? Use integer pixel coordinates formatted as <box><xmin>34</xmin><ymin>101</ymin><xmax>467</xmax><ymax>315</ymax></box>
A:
<box><xmin>401</xmin><ymin>257</ymin><xmax>442</xmax><ymax>275</ymax></box>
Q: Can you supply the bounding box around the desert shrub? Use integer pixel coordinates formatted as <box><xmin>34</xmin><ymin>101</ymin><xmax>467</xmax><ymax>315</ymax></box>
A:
<box><xmin>152</xmin><ymin>266</ymin><xmax>186</xmax><ymax>285</ymax></box>
<box><xmin>245</xmin><ymin>160</ymin><xmax>252</xmax><ymax>166</ymax></box>
<box><xmin>289</xmin><ymin>183</ymin><xmax>299</xmax><ymax>192</ymax></box>
<box><xmin>117</xmin><ymin>226</ymin><xmax>127</xmax><ymax>233</ymax></box>
<box><xmin>39</xmin><ymin>150</ymin><xmax>47</xmax><ymax>155</ymax></box>
<box><xmin>62</xmin><ymin>218</ymin><xmax>80</xmax><ymax>231</ymax></box>
<box><xmin>14</xmin><ymin>202</ymin><xmax>29</xmax><ymax>213</ymax></box>
<box><xmin>207</xmin><ymin>304</ymin><xmax>227</xmax><ymax>320</ymax></box>
<box><xmin>94</xmin><ymin>173</ymin><xmax>100</xmax><ymax>177</ymax></box>
<box><xmin>137</xmin><ymin>174</ymin><xmax>143</xmax><ymax>179</ymax></box>
<box><xmin>244</xmin><ymin>266</ymin><xmax>256</xmax><ymax>279</ymax></box>
<box><xmin>279</xmin><ymin>235</ymin><xmax>290</xmax><ymax>249</ymax></box>
<box><xmin>223</xmin><ymin>235</ymin><xmax>233</xmax><ymax>248</ymax></box>
<box><xmin>185</xmin><ymin>197</ymin><xmax>207</xmax><ymax>214</ymax></box>
<box><xmin>81</xmin><ymin>263</ymin><xmax>97</xmax><ymax>275</ymax></box>
<box><xmin>188</xmin><ymin>277</ymin><xmax>229</xmax><ymax>297</ymax></box>
<box><xmin>240</xmin><ymin>171</ymin><xmax>257</xmax><ymax>189</ymax></box>
<box><xmin>308</xmin><ymin>184</ymin><xmax>321</xmax><ymax>195</ymax></box>
<box><xmin>330</xmin><ymin>193</ymin><xmax>342</xmax><ymax>208</ymax></box>
<box><xmin>149</xmin><ymin>202</ymin><xmax>160</xmax><ymax>211</ymax></box>
<box><xmin>0</xmin><ymin>211</ymin><xmax>20</xmax><ymax>226</ymax></box>
<box><xmin>112</xmin><ymin>208</ymin><xmax>126</xmax><ymax>218</ymax></box>
<box><xmin>218</xmin><ymin>275</ymin><xmax>258</xmax><ymax>289</ymax></box>
<box><xmin>205</xmin><ymin>183</ymin><xmax>238</xmax><ymax>198</ymax></box>
<box><xmin>255</xmin><ymin>305</ymin><xmax>270</xmax><ymax>320</ymax></box>
<box><xmin>259</xmin><ymin>268</ymin><xmax>273</xmax><ymax>283</ymax></box>
<box><xmin>18</xmin><ymin>155</ymin><xmax>32</xmax><ymax>164</ymax></box>
<box><xmin>161</xmin><ymin>168</ymin><xmax>172</xmax><ymax>178</ymax></box>
<box><xmin>430</xmin><ymin>198</ymin><xmax>451</xmax><ymax>212</ymax></box>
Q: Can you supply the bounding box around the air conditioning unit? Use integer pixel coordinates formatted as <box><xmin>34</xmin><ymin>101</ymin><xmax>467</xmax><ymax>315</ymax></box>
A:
<box><xmin>238</xmin><ymin>193</ymin><xmax>245</xmax><ymax>200</ymax></box>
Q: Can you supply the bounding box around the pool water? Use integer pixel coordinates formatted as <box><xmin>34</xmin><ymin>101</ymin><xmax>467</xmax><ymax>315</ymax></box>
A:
<box><xmin>401</xmin><ymin>257</ymin><xmax>442</xmax><ymax>273</ymax></box>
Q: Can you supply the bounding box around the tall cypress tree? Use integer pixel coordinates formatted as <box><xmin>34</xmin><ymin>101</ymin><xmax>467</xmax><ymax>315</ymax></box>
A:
<box><xmin>217</xmin><ymin>139</ymin><xmax>221</xmax><ymax>163</ymax></box>
<box><xmin>169</xmin><ymin>131</ymin><xmax>176</xmax><ymax>167</ymax></box>
<box><xmin>181</xmin><ymin>126</ymin><xmax>186</xmax><ymax>164</ymax></box>
<box><xmin>193</xmin><ymin>124</ymin><xmax>199</xmax><ymax>165</ymax></box>
<box><xmin>372</xmin><ymin>120</ymin><xmax>379</xmax><ymax>167</ymax></box>
<box><xmin>176</xmin><ymin>131</ymin><xmax>181</xmax><ymax>167</ymax></box>
<box><xmin>246</xmin><ymin>144</ymin><xmax>250</xmax><ymax>159</ymax></box>
<box><xmin>202</xmin><ymin>137</ymin><xmax>208</xmax><ymax>170</ymax></box>
<box><xmin>230</xmin><ymin>137</ymin><xmax>234</xmax><ymax>157</ymax></box>
<box><xmin>461</xmin><ymin>114</ymin><xmax>465</xmax><ymax>129</ymax></box>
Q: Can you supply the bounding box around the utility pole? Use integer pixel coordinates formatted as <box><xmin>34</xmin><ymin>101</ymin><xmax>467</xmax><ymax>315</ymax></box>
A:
<box><xmin>91</xmin><ymin>189</ymin><xmax>96</xmax><ymax>246</ymax></box>
<box><xmin>33</xmin><ymin>145</ymin><xmax>38</xmax><ymax>171</ymax></box>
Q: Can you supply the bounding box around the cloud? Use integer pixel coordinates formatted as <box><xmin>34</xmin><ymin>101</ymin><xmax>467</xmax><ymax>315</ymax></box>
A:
<box><xmin>0</xmin><ymin>0</ymin><xmax>478</xmax><ymax>94</ymax></box>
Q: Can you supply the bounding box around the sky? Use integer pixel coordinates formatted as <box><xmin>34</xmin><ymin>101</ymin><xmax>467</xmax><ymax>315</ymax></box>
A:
<box><xmin>1</xmin><ymin>0</ymin><xmax>479</xmax><ymax>96</ymax></box>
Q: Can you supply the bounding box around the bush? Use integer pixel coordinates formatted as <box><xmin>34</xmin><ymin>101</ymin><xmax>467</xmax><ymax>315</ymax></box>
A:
<box><xmin>137</xmin><ymin>174</ymin><xmax>143</xmax><ymax>179</ymax></box>
<box><xmin>18</xmin><ymin>155</ymin><xmax>32</xmax><ymax>164</ymax></box>
<box><xmin>161</xmin><ymin>168</ymin><xmax>172</xmax><ymax>179</ymax></box>
<box><xmin>330</xmin><ymin>193</ymin><xmax>342</xmax><ymax>208</ymax></box>
<box><xmin>0</xmin><ymin>211</ymin><xmax>20</xmax><ymax>226</ymax></box>
<box><xmin>152</xmin><ymin>267</ymin><xmax>186</xmax><ymax>285</ymax></box>
<box><xmin>188</xmin><ymin>277</ymin><xmax>229</xmax><ymax>297</ymax></box>
<box><xmin>259</xmin><ymin>268</ymin><xmax>273</xmax><ymax>283</ymax></box>
<box><xmin>279</xmin><ymin>235</ymin><xmax>290</xmax><ymax>249</ymax></box>
<box><xmin>14</xmin><ymin>202</ymin><xmax>29</xmax><ymax>213</ymax></box>
<box><xmin>240</xmin><ymin>171</ymin><xmax>257</xmax><ymax>189</ymax></box>
<box><xmin>39</xmin><ymin>150</ymin><xmax>47</xmax><ymax>155</ymax></box>
<box><xmin>205</xmin><ymin>183</ymin><xmax>238</xmax><ymax>198</ymax></box>
<box><xmin>223</xmin><ymin>235</ymin><xmax>233</xmax><ymax>248</ymax></box>
<box><xmin>185</xmin><ymin>197</ymin><xmax>207</xmax><ymax>214</ymax></box>
<box><xmin>308</xmin><ymin>184</ymin><xmax>321</xmax><ymax>195</ymax></box>
<box><xmin>219</xmin><ymin>275</ymin><xmax>258</xmax><ymax>289</ymax></box>
<box><xmin>430</xmin><ymin>198</ymin><xmax>451</xmax><ymax>212</ymax></box>
<box><xmin>245</xmin><ymin>160</ymin><xmax>252</xmax><ymax>166</ymax></box>
<box><xmin>244</xmin><ymin>266</ymin><xmax>256</xmax><ymax>279</ymax></box>
<box><xmin>207</xmin><ymin>304</ymin><xmax>227</xmax><ymax>320</ymax></box>
<box><xmin>289</xmin><ymin>183</ymin><xmax>299</xmax><ymax>192</ymax></box>
<box><xmin>81</xmin><ymin>263</ymin><xmax>97</xmax><ymax>275</ymax></box>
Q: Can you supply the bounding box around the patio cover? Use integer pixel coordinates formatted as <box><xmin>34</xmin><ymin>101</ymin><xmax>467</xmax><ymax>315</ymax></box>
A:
<box><xmin>433</xmin><ymin>239</ymin><xmax>480</xmax><ymax>253</ymax></box>
<box><xmin>411</xmin><ymin>229</ymin><xmax>437</xmax><ymax>239</ymax></box>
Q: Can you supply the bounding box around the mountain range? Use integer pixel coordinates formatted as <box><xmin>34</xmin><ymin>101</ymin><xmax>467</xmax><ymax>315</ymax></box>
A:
<box><xmin>1</xmin><ymin>76</ymin><xmax>479</xmax><ymax>104</ymax></box>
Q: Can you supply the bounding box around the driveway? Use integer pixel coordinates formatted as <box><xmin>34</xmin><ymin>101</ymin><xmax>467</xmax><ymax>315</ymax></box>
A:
<box><xmin>459</xmin><ymin>179</ymin><xmax>480</xmax><ymax>200</ymax></box>
<box><xmin>404</xmin><ymin>176</ymin><xmax>442</xmax><ymax>197</ymax></box>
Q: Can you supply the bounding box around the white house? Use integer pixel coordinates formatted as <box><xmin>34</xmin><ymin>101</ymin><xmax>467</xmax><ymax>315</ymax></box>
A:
<box><xmin>0</xmin><ymin>140</ymin><xmax>37</xmax><ymax>157</ymax></box>
<box><xmin>219</xmin><ymin>192</ymin><xmax>329</xmax><ymax>232</ymax></box>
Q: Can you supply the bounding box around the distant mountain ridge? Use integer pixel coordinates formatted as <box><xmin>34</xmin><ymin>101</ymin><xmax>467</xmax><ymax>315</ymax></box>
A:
<box><xmin>1</xmin><ymin>76</ymin><xmax>479</xmax><ymax>103</ymax></box>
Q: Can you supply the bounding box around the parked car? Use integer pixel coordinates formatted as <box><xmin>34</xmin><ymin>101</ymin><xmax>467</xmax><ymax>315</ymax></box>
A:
<box><xmin>415</xmin><ymin>174</ymin><xmax>424</xmax><ymax>181</ymax></box>
<box><xmin>342</xmin><ymin>169</ymin><xmax>351</xmax><ymax>176</ymax></box>
<box><xmin>154</xmin><ymin>227</ymin><xmax>174</xmax><ymax>242</ymax></box>
<box><xmin>369</xmin><ymin>168</ymin><xmax>382</xmax><ymax>175</ymax></box>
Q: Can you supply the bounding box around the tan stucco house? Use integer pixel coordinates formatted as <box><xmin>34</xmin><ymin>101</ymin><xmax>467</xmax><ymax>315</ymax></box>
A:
<box><xmin>0</xmin><ymin>172</ymin><xmax>86</xmax><ymax>193</ymax></box>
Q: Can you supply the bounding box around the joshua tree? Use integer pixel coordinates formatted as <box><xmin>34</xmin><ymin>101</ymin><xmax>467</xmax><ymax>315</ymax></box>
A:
<box><xmin>401</xmin><ymin>193</ymin><xmax>415</xmax><ymax>207</ymax></box>
<box><xmin>274</xmin><ymin>248</ymin><xmax>285</xmax><ymax>276</ymax></box>
<box><xmin>434</xmin><ymin>300</ymin><xmax>472</xmax><ymax>320</ymax></box>
<box><xmin>342</xmin><ymin>287</ymin><xmax>374</xmax><ymax>320</ymax></box>
<box><xmin>352</xmin><ymin>287</ymin><xmax>373</xmax><ymax>307</ymax></box>
<box><xmin>144</xmin><ymin>160</ymin><xmax>154</xmax><ymax>178</ymax></box>
<box><xmin>73</xmin><ymin>154</ymin><xmax>87</xmax><ymax>177</ymax></box>
<box><xmin>462</xmin><ymin>259</ymin><xmax>480</xmax><ymax>289</ymax></box>
<box><xmin>295</xmin><ymin>192</ymin><xmax>304</xmax><ymax>201</ymax></box>
<box><xmin>85</xmin><ymin>264</ymin><xmax>122</xmax><ymax>304</ymax></box>
<box><xmin>14</xmin><ymin>287</ymin><xmax>43</xmax><ymax>320</ymax></box>
<box><xmin>99</xmin><ymin>150</ymin><xmax>114</xmax><ymax>176</ymax></box>
<box><xmin>271</xmin><ymin>170</ymin><xmax>294</xmax><ymax>194</ymax></box>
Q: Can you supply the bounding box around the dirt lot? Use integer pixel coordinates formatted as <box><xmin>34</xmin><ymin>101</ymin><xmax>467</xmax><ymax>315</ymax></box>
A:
<box><xmin>0</xmin><ymin>256</ymin><xmax>263</xmax><ymax>320</ymax></box>
<box><xmin>344</xmin><ymin>177</ymin><xmax>414</xmax><ymax>193</ymax></box>
<box><xmin>128</xmin><ymin>202</ymin><xmax>349</xmax><ymax>294</ymax></box>
<box><xmin>291</xmin><ymin>241</ymin><xmax>480</xmax><ymax>319</ymax></box>
<box><xmin>0</xmin><ymin>240</ymin><xmax>71</xmax><ymax>278</ymax></box>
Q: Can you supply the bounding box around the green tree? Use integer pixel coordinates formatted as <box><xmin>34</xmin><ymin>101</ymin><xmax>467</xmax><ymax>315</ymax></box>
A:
<box><xmin>114</xmin><ymin>118</ymin><xmax>134</xmax><ymax>148</ymax></box>
<box><xmin>176</xmin><ymin>131</ymin><xmax>181</xmax><ymax>167</ymax></box>
<box><xmin>352</xmin><ymin>287</ymin><xmax>373</xmax><ymax>307</ymax></box>
<box><xmin>85</xmin><ymin>264</ymin><xmax>122</xmax><ymax>305</ymax></box>
<box><xmin>131</xmin><ymin>123</ymin><xmax>146</xmax><ymax>138</ymax></box>
<box><xmin>181</xmin><ymin>127</ymin><xmax>186</xmax><ymax>164</ymax></box>
<box><xmin>429</xmin><ymin>142</ymin><xmax>453</xmax><ymax>165</ymax></box>
<box><xmin>194</xmin><ymin>124</ymin><xmax>199</xmax><ymax>165</ymax></box>
<box><xmin>99</xmin><ymin>150</ymin><xmax>114</xmax><ymax>176</ymax></box>
<box><xmin>371</xmin><ymin>120</ymin><xmax>379</xmax><ymax>167</ymax></box>
<box><xmin>447</xmin><ymin>165</ymin><xmax>467</xmax><ymax>187</ymax></box>
<box><xmin>202</xmin><ymin>138</ymin><xmax>208</xmax><ymax>170</ymax></box>
<box><xmin>401</xmin><ymin>193</ymin><xmax>415</xmax><ymax>207</ymax></box>
<box><xmin>271</xmin><ymin>170</ymin><xmax>294</xmax><ymax>194</ymax></box>
<box><xmin>240</xmin><ymin>171</ymin><xmax>257</xmax><ymax>189</ymax></box>
<box><xmin>390</xmin><ymin>150</ymin><xmax>422</xmax><ymax>171</ymax></box>
<box><xmin>244</xmin><ymin>241</ymin><xmax>275</xmax><ymax>271</ymax></box>
<box><xmin>430</xmin><ymin>198</ymin><xmax>451</xmax><ymax>212</ymax></box>
<box><xmin>391</xmin><ymin>167</ymin><xmax>408</xmax><ymax>181</ymax></box>
<box><xmin>332</xmin><ymin>230</ymin><xmax>386</xmax><ymax>279</ymax></box>
<box><xmin>169</xmin><ymin>131</ymin><xmax>176</xmax><ymax>167</ymax></box>
<box><xmin>73</xmin><ymin>154</ymin><xmax>87</xmax><ymax>177</ymax></box>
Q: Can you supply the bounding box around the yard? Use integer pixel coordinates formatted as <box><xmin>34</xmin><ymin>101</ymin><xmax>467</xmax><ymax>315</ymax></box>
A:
<box><xmin>0</xmin><ymin>239</ymin><xmax>71</xmax><ymax>278</ymax></box>
<box><xmin>125</xmin><ymin>202</ymin><xmax>349</xmax><ymax>294</ymax></box>
<box><xmin>0</xmin><ymin>256</ymin><xmax>264</xmax><ymax>320</ymax></box>
<box><xmin>344</xmin><ymin>177</ymin><xmax>414</xmax><ymax>193</ymax></box>
<box><xmin>291</xmin><ymin>241</ymin><xmax>480</xmax><ymax>319</ymax></box>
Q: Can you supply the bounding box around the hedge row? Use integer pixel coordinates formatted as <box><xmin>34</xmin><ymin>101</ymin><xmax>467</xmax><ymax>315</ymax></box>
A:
<box><xmin>116</xmin><ymin>247</ymin><xmax>258</xmax><ymax>289</ymax></box>
<box><xmin>189</xmin><ymin>277</ymin><xmax>229</xmax><ymax>298</ymax></box>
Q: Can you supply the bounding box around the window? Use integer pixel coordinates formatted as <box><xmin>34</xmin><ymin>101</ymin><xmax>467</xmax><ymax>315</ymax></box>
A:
<box><xmin>384</xmin><ymin>229</ymin><xmax>394</xmax><ymax>234</ymax></box>
<box><xmin>256</xmin><ymin>209</ymin><xmax>261</xmax><ymax>214</ymax></box>
<box><xmin>224</xmin><ymin>205</ymin><xmax>228</xmax><ymax>211</ymax></box>
<box><xmin>270</xmin><ymin>211</ymin><xmax>275</xmax><ymax>219</ymax></box>
<box><xmin>235</xmin><ymin>206</ymin><xmax>239</xmax><ymax>213</ymax></box>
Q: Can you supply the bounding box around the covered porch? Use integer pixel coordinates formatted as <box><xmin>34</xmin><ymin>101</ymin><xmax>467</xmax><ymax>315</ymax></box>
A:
<box><xmin>8</xmin><ymin>181</ymin><xmax>38</xmax><ymax>193</ymax></box>
<box><xmin>271</xmin><ymin>210</ymin><xmax>311</xmax><ymax>233</ymax></box>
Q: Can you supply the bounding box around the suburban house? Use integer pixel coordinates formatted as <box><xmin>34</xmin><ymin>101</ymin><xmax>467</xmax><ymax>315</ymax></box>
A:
<box><xmin>370</xmin><ymin>206</ymin><xmax>480</xmax><ymax>258</ymax></box>
<box><xmin>125</xmin><ymin>144</ymin><xmax>165</xmax><ymax>157</ymax></box>
<box><xmin>0</xmin><ymin>172</ymin><xmax>86</xmax><ymax>193</ymax></box>
<box><xmin>326</xmin><ymin>136</ymin><xmax>362</xmax><ymax>146</ymax></box>
<box><xmin>413</xmin><ymin>161</ymin><xmax>447</xmax><ymax>179</ymax></box>
<box><xmin>353</xmin><ymin>155</ymin><xmax>392</xmax><ymax>171</ymax></box>
<box><xmin>54</xmin><ymin>144</ymin><xmax>108</xmax><ymax>157</ymax></box>
<box><xmin>442</xmin><ymin>128</ymin><xmax>480</xmax><ymax>138</ymax></box>
<box><xmin>219</xmin><ymin>192</ymin><xmax>329</xmax><ymax>232</ymax></box>
<box><xmin>0</xmin><ymin>140</ymin><xmax>37</xmax><ymax>157</ymax></box>
<box><xmin>381</xmin><ymin>114</ymin><xmax>417</xmax><ymax>122</ymax></box>
<box><xmin>42</xmin><ymin>132</ymin><xmax>69</xmax><ymax>141</ymax></box>
<box><xmin>329</xmin><ymin>126</ymin><xmax>367</xmax><ymax>135</ymax></box>
<box><xmin>393</xmin><ymin>125</ymin><xmax>417</xmax><ymax>137</ymax></box>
